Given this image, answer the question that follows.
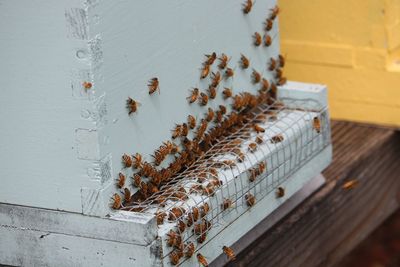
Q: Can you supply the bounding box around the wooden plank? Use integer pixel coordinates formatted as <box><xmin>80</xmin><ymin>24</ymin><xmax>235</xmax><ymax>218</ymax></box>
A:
<box><xmin>0</xmin><ymin>204</ymin><xmax>157</xmax><ymax>246</ymax></box>
<box><xmin>0</xmin><ymin>226</ymin><xmax>161</xmax><ymax>267</ymax></box>
<box><xmin>226</xmin><ymin>121</ymin><xmax>400</xmax><ymax>267</ymax></box>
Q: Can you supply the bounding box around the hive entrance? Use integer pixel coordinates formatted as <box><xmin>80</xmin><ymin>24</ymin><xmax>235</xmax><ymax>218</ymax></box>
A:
<box><xmin>118</xmin><ymin>96</ymin><xmax>329</xmax><ymax>264</ymax></box>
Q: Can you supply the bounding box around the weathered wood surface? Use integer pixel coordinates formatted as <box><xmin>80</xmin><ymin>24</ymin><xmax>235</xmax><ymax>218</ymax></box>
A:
<box><xmin>226</xmin><ymin>121</ymin><xmax>400</xmax><ymax>267</ymax></box>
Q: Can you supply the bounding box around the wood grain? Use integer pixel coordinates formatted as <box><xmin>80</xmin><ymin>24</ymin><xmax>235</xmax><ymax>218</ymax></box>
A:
<box><xmin>226</xmin><ymin>121</ymin><xmax>400</xmax><ymax>267</ymax></box>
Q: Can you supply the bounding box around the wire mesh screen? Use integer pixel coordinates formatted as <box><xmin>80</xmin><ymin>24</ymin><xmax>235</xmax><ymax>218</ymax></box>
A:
<box><xmin>119</xmin><ymin>97</ymin><xmax>330</xmax><ymax>263</ymax></box>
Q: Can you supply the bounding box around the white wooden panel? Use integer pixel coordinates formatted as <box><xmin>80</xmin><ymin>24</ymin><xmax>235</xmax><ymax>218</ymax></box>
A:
<box><xmin>0</xmin><ymin>0</ymin><xmax>280</xmax><ymax>216</ymax></box>
<box><xmin>0</xmin><ymin>0</ymin><xmax>98</xmax><ymax>213</ymax></box>
<box><xmin>0</xmin><ymin>203</ymin><xmax>157</xmax><ymax>246</ymax></box>
<box><xmin>0</xmin><ymin>227</ymin><xmax>160</xmax><ymax>267</ymax></box>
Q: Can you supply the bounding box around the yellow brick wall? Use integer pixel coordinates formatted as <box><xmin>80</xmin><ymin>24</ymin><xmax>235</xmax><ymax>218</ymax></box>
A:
<box><xmin>279</xmin><ymin>0</ymin><xmax>400</xmax><ymax>127</ymax></box>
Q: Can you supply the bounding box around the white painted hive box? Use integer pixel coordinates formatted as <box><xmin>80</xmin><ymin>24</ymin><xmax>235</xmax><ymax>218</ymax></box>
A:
<box><xmin>0</xmin><ymin>0</ymin><xmax>332</xmax><ymax>266</ymax></box>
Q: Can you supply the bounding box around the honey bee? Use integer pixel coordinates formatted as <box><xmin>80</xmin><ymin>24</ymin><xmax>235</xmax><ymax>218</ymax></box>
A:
<box><xmin>252</xmin><ymin>69</ymin><xmax>261</xmax><ymax>84</ymax></box>
<box><xmin>214</xmin><ymin>110</ymin><xmax>223</xmax><ymax>123</ymax></box>
<box><xmin>278</xmin><ymin>54</ymin><xmax>285</xmax><ymax>67</ymax></box>
<box><xmin>222</xmin><ymin>87</ymin><xmax>233</xmax><ymax>99</ymax></box>
<box><xmin>132</xmin><ymin>153</ymin><xmax>143</xmax><ymax>169</ymax></box>
<box><xmin>265</xmin><ymin>18</ymin><xmax>273</xmax><ymax>31</ymax></box>
<box><xmin>258</xmin><ymin>162</ymin><xmax>266</xmax><ymax>173</ymax></box>
<box><xmin>177</xmin><ymin>219</ymin><xmax>186</xmax><ymax>233</ymax></box>
<box><xmin>221</xmin><ymin>198</ymin><xmax>232</xmax><ymax>210</ymax></box>
<box><xmin>166</xmin><ymin>141</ymin><xmax>180</xmax><ymax>154</ymax></box>
<box><xmin>141</xmin><ymin>162</ymin><xmax>156</xmax><ymax>177</ymax></box>
<box><xmin>200</xmin><ymin>203</ymin><xmax>210</xmax><ymax>217</ymax></box>
<box><xmin>187</xmin><ymin>115</ymin><xmax>196</xmax><ymax>129</ymax></box>
<box><xmin>155</xmin><ymin>211</ymin><xmax>166</xmax><ymax>225</ymax></box>
<box><xmin>277</xmin><ymin>77</ymin><xmax>287</xmax><ymax>86</ymax></box>
<box><xmin>82</xmin><ymin>81</ymin><xmax>92</xmax><ymax>90</ymax></box>
<box><xmin>173</xmin><ymin>190</ymin><xmax>189</xmax><ymax>201</ymax></box>
<box><xmin>222</xmin><ymin>246</ymin><xmax>236</xmax><ymax>261</ymax></box>
<box><xmin>169</xmin><ymin>207</ymin><xmax>186</xmax><ymax>221</ymax></box>
<box><xmin>248</xmin><ymin>142</ymin><xmax>258</xmax><ymax>152</ymax></box>
<box><xmin>195</xmin><ymin>125</ymin><xmax>206</xmax><ymax>142</ymax></box>
<box><xmin>197</xmin><ymin>233</ymin><xmax>207</xmax><ymax>244</ymax></box>
<box><xmin>200</xmin><ymin>64</ymin><xmax>210</xmax><ymax>79</ymax></box>
<box><xmin>225</xmin><ymin>68</ymin><xmax>234</xmax><ymax>79</ymax></box>
<box><xmin>209</xmin><ymin>167</ymin><xmax>218</xmax><ymax>177</ymax></box>
<box><xmin>222</xmin><ymin>160</ymin><xmax>236</xmax><ymax>169</ymax></box>
<box><xmin>253</xmin><ymin>124</ymin><xmax>265</xmax><ymax>133</ymax></box>
<box><xmin>187</xmin><ymin>88</ymin><xmax>199</xmax><ymax>103</ymax></box>
<box><xmin>236</xmin><ymin>151</ymin><xmax>245</xmax><ymax>162</ymax></box>
<box><xmin>264</xmin><ymin>34</ymin><xmax>272</xmax><ymax>46</ymax></box>
<box><xmin>255</xmin><ymin>113</ymin><xmax>267</xmax><ymax>121</ymax></box>
<box><xmin>275</xmin><ymin>68</ymin><xmax>283</xmax><ymax>79</ymax></box>
<box><xmin>276</xmin><ymin>187</ymin><xmax>285</xmax><ymax>198</ymax></box>
<box><xmin>151</xmin><ymin>172</ymin><xmax>162</xmax><ymax>186</ymax></box>
<box><xmin>218</xmin><ymin>53</ymin><xmax>229</xmax><ymax>69</ymax></box>
<box><xmin>181</xmin><ymin>123</ymin><xmax>189</xmax><ymax>137</ymax></box>
<box><xmin>255</xmin><ymin>135</ymin><xmax>264</xmax><ymax>144</ymax></box>
<box><xmin>111</xmin><ymin>193</ymin><xmax>121</xmax><ymax>209</ymax></box>
<box><xmin>149</xmin><ymin>182</ymin><xmax>160</xmax><ymax>195</ymax></box>
<box><xmin>148</xmin><ymin>77</ymin><xmax>159</xmax><ymax>94</ymax></box>
<box><xmin>156</xmin><ymin>195</ymin><xmax>167</xmax><ymax>206</ymax></box>
<box><xmin>172</xmin><ymin>124</ymin><xmax>182</xmax><ymax>139</ymax></box>
<box><xmin>192</xmin><ymin>207</ymin><xmax>200</xmax><ymax>221</ymax></box>
<box><xmin>205</xmin><ymin>107</ymin><xmax>214</xmax><ymax>122</ymax></box>
<box><xmin>312</xmin><ymin>116</ymin><xmax>321</xmax><ymax>133</ymax></box>
<box><xmin>193</xmin><ymin>219</ymin><xmax>211</xmax><ymax>235</ymax></box>
<box><xmin>170</xmin><ymin>249</ymin><xmax>183</xmax><ymax>265</ymax></box>
<box><xmin>207</xmin><ymin>86</ymin><xmax>217</xmax><ymax>99</ymax></box>
<box><xmin>270</xmin><ymin>83</ymin><xmax>278</xmax><ymax>97</ymax></box>
<box><xmin>275</xmin><ymin>68</ymin><xmax>283</xmax><ymax>80</ymax></box>
<box><xmin>270</xmin><ymin>134</ymin><xmax>284</xmax><ymax>143</ymax></box>
<box><xmin>240</xmin><ymin>54</ymin><xmax>250</xmax><ymax>69</ymax></box>
<box><xmin>268</xmin><ymin>58</ymin><xmax>277</xmax><ymax>72</ymax></box>
<box><xmin>132</xmin><ymin>173</ymin><xmax>141</xmax><ymax>187</ymax></box>
<box><xmin>211</xmin><ymin>71</ymin><xmax>222</xmax><ymax>87</ymax></box>
<box><xmin>209</xmin><ymin>177</ymin><xmax>222</xmax><ymax>187</ymax></box>
<box><xmin>123</xmin><ymin>187</ymin><xmax>132</xmax><ymax>203</ymax></box>
<box><xmin>185</xmin><ymin>211</ymin><xmax>195</xmax><ymax>226</ymax></box>
<box><xmin>126</xmin><ymin>97</ymin><xmax>140</xmax><ymax>115</ymax></box>
<box><xmin>184</xmin><ymin>242</ymin><xmax>195</xmax><ymax>258</ymax></box>
<box><xmin>232</xmin><ymin>95</ymin><xmax>244</xmax><ymax>111</ymax></box>
<box><xmin>219</xmin><ymin>105</ymin><xmax>227</xmax><ymax>115</ymax></box>
<box><xmin>245</xmin><ymin>193</ymin><xmax>256</xmax><ymax>207</ymax></box>
<box><xmin>254</xmin><ymin>32</ymin><xmax>262</xmax><ymax>46</ymax></box>
<box><xmin>139</xmin><ymin>181</ymin><xmax>148</xmax><ymax>197</ymax></box>
<box><xmin>249</xmin><ymin>168</ymin><xmax>259</xmax><ymax>182</ymax></box>
<box><xmin>242</xmin><ymin>0</ymin><xmax>253</xmax><ymax>14</ymax></box>
<box><xmin>166</xmin><ymin>230</ymin><xmax>182</xmax><ymax>247</ymax></box>
<box><xmin>116</xmin><ymin>172</ymin><xmax>126</xmax><ymax>188</ymax></box>
<box><xmin>199</xmin><ymin>92</ymin><xmax>209</xmax><ymax>106</ymax></box>
<box><xmin>202</xmin><ymin>184</ymin><xmax>215</xmax><ymax>196</ymax></box>
<box><xmin>270</xmin><ymin>5</ymin><xmax>280</xmax><ymax>20</ymax></box>
<box><xmin>343</xmin><ymin>179</ymin><xmax>359</xmax><ymax>190</ymax></box>
<box><xmin>204</xmin><ymin>52</ymin><xmax>217</xmax><ymax>66</ymax></box>
<box><xmin>199</xmin><ymin>118</ymin><xmax>208</xmax><ymax>133</ymax></box>
<box><xmin>260</xmin><ymin>78</ymin><xmax>270</xmax><ymax>92</ymax></box>
<box><xmin>151</xmin><ymin>151</ymin><xmax>164</xmax><ymax>166</ymax></box>
<box><xmin>122</xmin><ymin>154</ymin><xmax>133</xmax><ymax>168</ymax></box>
<box><xmin>197</xmin><ymin>253</ymin><xmax>209</xmax><ymax>267</ymax></box>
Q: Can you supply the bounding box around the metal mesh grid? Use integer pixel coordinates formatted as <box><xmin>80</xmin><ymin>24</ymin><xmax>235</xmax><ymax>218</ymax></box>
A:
<box><xmin>121</xmin><ymin>97</ymin><xmax>330</xmax><ymax>263</ymax></box>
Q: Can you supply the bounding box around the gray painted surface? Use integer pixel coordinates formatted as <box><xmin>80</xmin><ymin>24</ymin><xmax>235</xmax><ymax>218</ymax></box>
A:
<box><xmin>0</xmin><ymin>0</ymin><xmax>279</xmax><ymax>216</ymax></box>
<box><xmin>0</xmin><ymin>0</ymin><xmax>95</xmax><ymax>213</ymax></box>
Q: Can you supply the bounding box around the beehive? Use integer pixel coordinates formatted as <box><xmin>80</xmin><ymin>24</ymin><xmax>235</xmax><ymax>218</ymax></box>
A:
<box><xmin>0</xmin><ymin>1</ymin><xmax>332</xmax><ymax>266</ymax></box>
